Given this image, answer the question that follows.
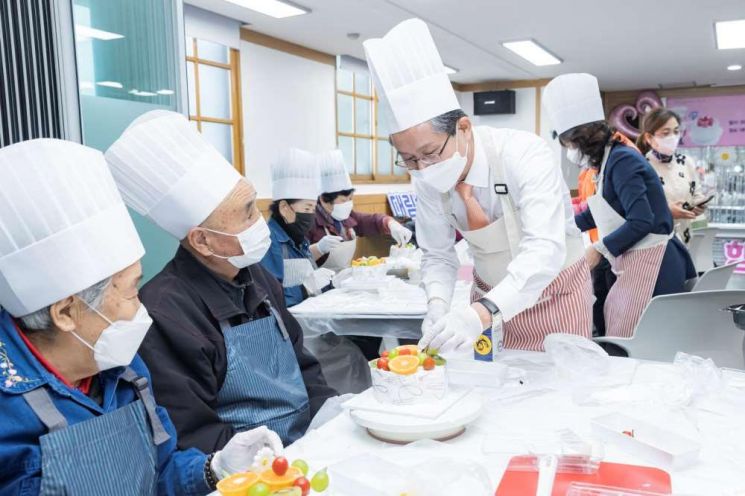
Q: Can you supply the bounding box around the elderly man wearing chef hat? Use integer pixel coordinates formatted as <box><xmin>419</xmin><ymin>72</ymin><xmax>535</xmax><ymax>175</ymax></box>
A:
<box><xmin>364</xmin><ymin>19</ymin><xmax>593</xmax><ymax>355</ymax></box>
<box><xmin>259</xmin><ymin>148</ymin><xmax>335</xmax><ymax>307</ymax></box>
<box><xmin>0</xmin><ymin>139</ymin><xmax>282</xmax><ymax>494</ymax></box>
<box><xmin>105</xmin><ymin>111</ymin><xmax>337</xmax><ymax>452</ymax></box>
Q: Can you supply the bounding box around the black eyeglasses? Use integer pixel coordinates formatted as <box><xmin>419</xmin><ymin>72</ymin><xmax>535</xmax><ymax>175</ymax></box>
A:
<box><xmin>395</xmin><ymin>133</ymin><xmax>452</xmax><ymax>170</ymax></box>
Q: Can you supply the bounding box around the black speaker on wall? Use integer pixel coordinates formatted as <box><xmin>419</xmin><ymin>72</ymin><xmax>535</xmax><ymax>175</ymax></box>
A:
<box><xmin>473</xmin><ymin>90</ymin><xmax>516</xmax><ymax>115</ymax></box>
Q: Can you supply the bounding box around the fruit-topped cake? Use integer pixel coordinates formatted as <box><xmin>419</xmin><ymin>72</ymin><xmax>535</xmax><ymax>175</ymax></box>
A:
<box><xmin>389</xmin><ymin>243</ymin><xmax>416</xmax><ymax>260</ymax></box>
<box><xmin>350</xmin><ymin>256</ymin><xmax>388</xmax><ymax>279</ymax></box>
<box><xmin>216</xmin><ymin>451</ymin><xmax>329</xmax><ymax>496</ymax></box>
<box><xmin>369</xmin><ymin>345</ymin><xmax>448</xmax><ymax>405</ymax></box>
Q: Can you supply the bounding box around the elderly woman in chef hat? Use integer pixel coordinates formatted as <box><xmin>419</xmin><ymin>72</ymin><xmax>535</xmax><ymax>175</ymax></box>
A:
<box><xmin>308</xmin><ymin>149</ymin><xmax>413</xmax><ymax>271</ymax></box>
<box><xmin>260</xmin><ymin>148</ymin><xmax>335</xmax><ymax>307</ymax></box>
<box><xmin>0</xmin><ymin>139</ymin><xmax>281</xmax><ymax>495</ymax></box>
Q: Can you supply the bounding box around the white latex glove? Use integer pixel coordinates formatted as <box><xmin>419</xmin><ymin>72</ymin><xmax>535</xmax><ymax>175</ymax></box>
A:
<box><xmin>316</xmin><ymin>235</ymin><xmax>343</xmax><ymax>255</ymax></box>
<box><xmin>419</xmin><ymin>298</ymin><xmax>450</xmax><ymax>341</ymax></box>
<box><xmin>388</xmin><ymin>219</ymin><xmax>412</xmax><ymax>246</ymax></box>
<box><xmin>211</xmin><ymin>426</ymin><xmax>283</xmax><ymax>477</ymax></box>
<box><xmin>303</xmin><ymin>267</ymin><xmax>335</xmax><ymax>296</ymax></box>
<box><xmin>419</xmin><ymin>306</ymin><xmax>485</xmax><ymax>353</ymax></box>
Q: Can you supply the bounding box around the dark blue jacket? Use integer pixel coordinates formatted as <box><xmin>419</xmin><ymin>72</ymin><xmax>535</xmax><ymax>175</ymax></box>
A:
<box><xmin>575</xmin><ymin>143</ymin><xmax>696</xmax><ymax>295</ymax></box>
<box><xmin>0</xmin><ymin>311</ymin><xmax>209</xmax><ymax>495</ymax></box>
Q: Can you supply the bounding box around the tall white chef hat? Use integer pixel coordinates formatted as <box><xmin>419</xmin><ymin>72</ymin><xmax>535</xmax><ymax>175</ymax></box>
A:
<box><xmin>543</xmin><ymin>73</ymin><xmax>606</xmax><ymax>137</ymax></box>
<box><xmin>105</xmin><ymin>110</ymin><xmax>242</xmax><ymax>239</ymax></box>
<box><xmin>0</xmin><ymin>139</ymin><xmax>144</xmax><ymax>317</ymax></box>
<box><xmin>318</xmin><ymin>150</ymin><xmax>353</xmax><ymax>194</ymax></box>
<box><xmin>364</xmin><ymin>18</ymin><xmax>460</xmax><ymax>134</ymax></box>
<box><xmin>271</xmin><ymin>148</ymin><xmax>321</xmax><ymax>200</ymax></box>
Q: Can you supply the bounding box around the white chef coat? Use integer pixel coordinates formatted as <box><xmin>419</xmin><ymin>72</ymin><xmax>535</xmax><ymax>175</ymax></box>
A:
<box><xmin>415</xmin><ymin>126</ymin><xmax>580</xmax><ymax>320</ymax></box>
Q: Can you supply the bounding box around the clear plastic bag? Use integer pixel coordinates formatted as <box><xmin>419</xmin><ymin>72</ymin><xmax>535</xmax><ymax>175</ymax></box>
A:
<box><xmin>543</xmin><ymin>333</ymin><xmax>610</xmax><ymax>382</ymax></box>
<box><xmin>307</xmin><ymin>393</ymin><xmax>355</xmax><ymax>432</ymax></box>
<box><xmin>303</xmin><ymin>333</ymin><xmax>371</xmax><ymax>394</ymax></box>
<box><xmin>673</xmin><ymin>351</ymin><xmax>723</xmax><ymax>399</ymax></box>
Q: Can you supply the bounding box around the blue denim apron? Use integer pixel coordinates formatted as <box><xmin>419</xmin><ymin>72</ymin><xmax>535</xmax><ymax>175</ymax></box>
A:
<box><xmin>22</xmin><ymin>368</ymin><xmax>170</xmax><ymax>495</ymax></box>
<box><xmin>216</xmin><ymin>300</ymin><xmax>310</xmax><ymax>445</ymax></box>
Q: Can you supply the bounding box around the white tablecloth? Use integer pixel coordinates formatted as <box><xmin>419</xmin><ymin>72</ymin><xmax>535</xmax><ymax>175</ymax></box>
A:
<box><xmin>289</xmin><ymin>280</ymin><xmax>471</xmax><ymax>340</ymax></box>
<box><xmin>278</xmin><ymin>352</ymin><xmax>745</xmax><ymax>496</ymax></box>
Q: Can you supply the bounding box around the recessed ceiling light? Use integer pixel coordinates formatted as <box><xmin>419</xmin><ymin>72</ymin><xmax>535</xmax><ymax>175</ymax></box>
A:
<box><xmin>727</xmin><ymin>64</ymin><xmax>743</xmax><ymax>71</ymax></box>
<box><xmin>97</xmin><ymin>81</ymin><xmax>123</xmax><ymax>89</ymax></box>
<box><xmin>75</xmin><ymin>25</ymin><xmax>124</xmax><ymax>41</ymax></box>
<box><xmin>224</xmin><ymin>0</ymin><xmax>310</xmax><ymax>18</ymax></box>
<box><xmin>157</xmin><ymin>89</ymin><xmax>175</xmax><ymax>95</ymax></box>
<box><xmin>715</xmin><ymin>19</ymin><xmax>745</xmax><ymax>49</ymax></box>
<box><xmin>502</xmin><ymin>39</ymin><xmax>562</xmax><ymax>66</ymax></box>
<box><xmin>444</xmin><ymin>65</ymin><xmax>458</xmax><ymax>75</ymax></box>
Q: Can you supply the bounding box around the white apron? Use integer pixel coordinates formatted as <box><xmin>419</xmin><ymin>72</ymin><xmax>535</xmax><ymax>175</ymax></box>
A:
<box><xmin>320</xmin><ymin>226</ymin><xmax>358</xmax><ymax>272</ymax></box>
<box><xmin>587</xmin><ymin>146</ymin><xmax>672</xmax><ymax>338</ymax></box>
<box><xmin>443</xmin><ymin>127</ymin><xmax>592</xmax><ymax>354</ymax></box>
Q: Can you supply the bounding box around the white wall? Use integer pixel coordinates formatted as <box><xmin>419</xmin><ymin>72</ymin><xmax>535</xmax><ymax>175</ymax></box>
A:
<box><xmin>458</xmin><ymin>88</ymin><xmax>537</xmax><ymax>132</ymax></box>
<box><xmin>184</xmin><ymin>4</ymin><xmax>240</xmax><ymax>48</ymax></box>
<box><xmin>241</xmin><ymin>41</ymin><xmax>336</xmax><ymax>197</ymax></box>
<box><xmin>458</xmin><ymin>87</ymin><xmax>576</xmax><ymax>188</ymax></box>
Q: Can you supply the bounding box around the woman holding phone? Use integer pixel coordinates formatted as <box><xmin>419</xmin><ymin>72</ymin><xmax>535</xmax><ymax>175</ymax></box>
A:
<box><xmin>637</xmin><ymin>108</ymin><xmax>708</xmax><ymax>245</ymax></box>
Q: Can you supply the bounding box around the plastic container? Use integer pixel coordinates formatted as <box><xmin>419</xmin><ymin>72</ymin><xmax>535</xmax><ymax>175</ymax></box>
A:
<box><xmin>446</xmin><ymin>358</ymin><xmax>509</xmax><ymax>388</ymax></box>
<box><xmin>565</xmin><ymin>482</ymin><xmax>670</xmax><ymax>496</ymax></box>
<box><xmin>590</xmin><ymin>413</ymin><xmax>700</xmax><ymax>469</ymax></box>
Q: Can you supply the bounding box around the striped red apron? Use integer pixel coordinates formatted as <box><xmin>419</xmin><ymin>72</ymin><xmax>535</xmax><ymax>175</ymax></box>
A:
<box><xmin>587</xmin><ymin>145</ymin><xmax>672</xmax><ymax>339</ymax></box>
<box><xmin>603</xmin><ymin>243</ymin><xmax>667</xmax><ymax>338</ymax></box>
<box><xmin>471</xmin><ymin>257</ymin><xmax>594</xmax><ymax>351</ymax></box>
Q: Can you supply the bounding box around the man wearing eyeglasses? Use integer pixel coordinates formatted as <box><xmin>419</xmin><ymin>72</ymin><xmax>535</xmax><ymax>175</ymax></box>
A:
<box><xmin>364</xmin><ymin>19</ymin><xmax>593</xmax><ymax>356</ymax></box>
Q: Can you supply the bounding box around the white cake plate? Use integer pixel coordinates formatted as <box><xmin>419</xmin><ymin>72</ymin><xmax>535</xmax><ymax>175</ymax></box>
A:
<box><xmin>348</xmin><ymin>390</ymin><xmax>483</xmax><ymax>444</ymax></box>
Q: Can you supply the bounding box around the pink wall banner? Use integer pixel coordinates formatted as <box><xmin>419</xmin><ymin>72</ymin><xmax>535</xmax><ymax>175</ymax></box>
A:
<box><xmin>723</xmin><ymin>239</ymin><xmax>745</xmax><ymax>274</ymax></box>
<box><xmin>666</xmin><ymin>94</ymin><xmax>745</xmax><ymax>147</ymax></box>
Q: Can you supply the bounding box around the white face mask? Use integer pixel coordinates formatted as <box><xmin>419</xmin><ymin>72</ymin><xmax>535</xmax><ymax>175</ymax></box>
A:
<box><xmin>72</xmin><ymin>303</ymin><xmax>152</xmax><ymax>371</ymax></box>
<box><xmin>331</xmin><ymin>200</ymin><xmax>354</xmax><ymax>221</ymax></box>
<box><xmin>566</xmin><ymin>147</ymin><xmax>591</xmax><ymax>168</ymax></box>
<box><xmin>652</xmin><ymin>134</ymin><xmax>679</xmax><ymax>156</ymax></box>
<box><xmin>416</xmin><ymin>131</ymin><xmax>469</xmax><ymax>193</ymax></box>
<box><xmin>204</xmin><ymin>216</ymin><xmax>272</xmax><ymax>269</ymax></box>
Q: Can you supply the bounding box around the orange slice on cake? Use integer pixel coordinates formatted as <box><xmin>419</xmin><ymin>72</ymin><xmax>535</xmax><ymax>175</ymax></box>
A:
<box><xmin>259</xmin><ymin>467</ymin><xmax>302</xmax><ymax>491</ymax></box>
<box><xmin>388</xmin><ymin>355</ymin><xmax>420</xmax><ymax>375</ymax></box>
<box><xmin>216</xmin><ymin>472</ymin><xmax>259</xmax><ymax>495</ymax></box>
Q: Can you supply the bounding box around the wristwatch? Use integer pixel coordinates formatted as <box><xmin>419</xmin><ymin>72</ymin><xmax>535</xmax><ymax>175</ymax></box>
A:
<box><xmin>477</xmin><ymin>297</ymin><xmax>500</xmax><ymax>316</ymax></box>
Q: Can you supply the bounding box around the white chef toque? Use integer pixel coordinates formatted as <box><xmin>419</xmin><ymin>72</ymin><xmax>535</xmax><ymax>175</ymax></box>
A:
<box><xmin>363</xmin><ymin>18</ymin><xmax>460</xmax><ymax>134</ymax></box>
<box><xmin>543</xmin><ymin>73</ymin><xmax>606</xmax><ymax>137</ymax></box>
<box><xmin>271</xmin><ymin>148</ymin><xmax>321</xmax><ymax>200</ymax></box>
<box><xmin>318</xmin><ymin>150</ymin><xmax>353</xmax><ymax>194</ymax></box>
<box><xmin>0</xmin><ymin>139</ymin><xmax>144</xmax><ymax>316</ymax></box>
<box><xmin>105</xmin><ymin>110</ymin><xmax>242</xmax><ymax>239</ymax></box>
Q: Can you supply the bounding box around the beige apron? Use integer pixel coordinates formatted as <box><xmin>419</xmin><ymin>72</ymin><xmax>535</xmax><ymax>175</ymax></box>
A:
<box><xmin>442</xmin><ymin>127</ymin><xmax>591</xmax><ymax>354</ymax></box>
<box><xmin>588</xmin><ymin>146</ymin><xmax>672</xmax><ymax>338</ymax></box>
<box><xmin>320</xmin><ymin>226</ymin><xmax>358</xmax><ymax>272</ymax></box>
